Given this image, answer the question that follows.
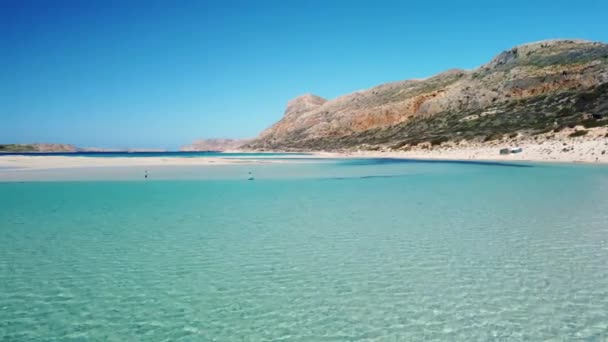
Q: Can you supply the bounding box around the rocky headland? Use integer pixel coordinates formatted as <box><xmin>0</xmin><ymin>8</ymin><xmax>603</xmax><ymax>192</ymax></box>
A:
<box><xmin>245</xmin><ymin>39</ymin><xmax>608</xmax><ymax>160</ymax></box>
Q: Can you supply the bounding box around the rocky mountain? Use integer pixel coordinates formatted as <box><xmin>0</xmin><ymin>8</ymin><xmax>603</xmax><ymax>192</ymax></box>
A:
<box><xmin>0</xmin><ymin>143</ymin><xmax>77</xmax><ymax>153</ymax></box>
<box><xmin>180</xmin><ymin>138</ymin><xmax>251</xmax><ymax>152</ymax></box>
<box><xmin>76</xmin><ymin>147</ymin><xmax>123</xmax><ymax>152</ymax></box>
<box><xmin>246</xmin><ymin>40</ymin><xmax>608</xmax><ymax>150</ymax></box>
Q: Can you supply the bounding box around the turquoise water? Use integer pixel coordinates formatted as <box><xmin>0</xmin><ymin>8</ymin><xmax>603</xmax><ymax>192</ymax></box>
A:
<box><xmin>1</xmin><ymin>160</ymin><xmax>608</xmax><ymax>340</ymax></box>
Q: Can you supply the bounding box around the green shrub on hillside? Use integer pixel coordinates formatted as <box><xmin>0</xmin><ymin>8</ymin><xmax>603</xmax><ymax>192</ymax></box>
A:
<box><xmin>430</xmin><ymin>136</ymin><xmax>449</xmax><ymax>146</ymax></box>
<box><xmin>483</xmin><ymin>133</ymin><xmax>503</xmax><ymax>142</ymax></box>
<box><xmin>581</xmin><ymin>119</ymin><xmax>608</xmax><ymax>128</ymax></box>
<box><xmin>569</xmin><ymin>130</ymin><xmax>588</xmax><ymax>137</ymax></box>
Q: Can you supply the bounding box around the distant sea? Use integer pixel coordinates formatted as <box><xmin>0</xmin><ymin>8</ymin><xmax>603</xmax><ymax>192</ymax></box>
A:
<box><xmin>1</xmin><ymin>158</ymin><xmax>607</xmax><ymax>340</ymax></box>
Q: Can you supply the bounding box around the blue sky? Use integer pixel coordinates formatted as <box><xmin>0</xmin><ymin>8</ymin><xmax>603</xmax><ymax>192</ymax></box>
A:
<box><xmin>1</xmin><ymin>0</ymin><xmax>607</xmax><ymax>149</ymax></box>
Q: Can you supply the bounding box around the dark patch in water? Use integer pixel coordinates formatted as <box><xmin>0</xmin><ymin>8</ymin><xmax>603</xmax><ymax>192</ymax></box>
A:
<box><xmin>359</xmin><ymin>174</ymin><xmax>408</xmax><ymax>179</ymax></box>
<box><xmin>322</xmin><ymin>174</ymin><xmax>411</xmax><ymax>181</ymax></box>
<box><xmin>340</xmin><ymin>158</ymin><xmax>532</xmax><ymax>168</ymax></box>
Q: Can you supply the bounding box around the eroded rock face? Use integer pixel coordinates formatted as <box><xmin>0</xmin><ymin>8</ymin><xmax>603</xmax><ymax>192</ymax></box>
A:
<box><xmin>248</xmin><ymin>40</ymin><xmax>608</xmax><ymax>150</ymax></box>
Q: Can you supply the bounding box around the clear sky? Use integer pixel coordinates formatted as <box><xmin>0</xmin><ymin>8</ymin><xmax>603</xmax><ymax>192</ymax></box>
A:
<box><xmin>2</xmin><ymin>0</ymin><xmax>607</xmax><ymax>149</ymax></box>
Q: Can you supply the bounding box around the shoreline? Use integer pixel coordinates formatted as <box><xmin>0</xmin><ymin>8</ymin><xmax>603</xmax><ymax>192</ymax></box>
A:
<box><xmin>0</xmin><ymin>128</ymin><xmax>607</xmax><ymax>178</ymax></box>
<box><xmin>313</xmin><ymin>138</ymin><xmax>608</xmax><ymax>165</ymax></box>
<box><xmin>264</xmin><ymin>126</ymin><xmax>608</xmax><ymax>165</ymax></box>
<box><xmin>0</xmin><ymin>141</ymin><xmax>607</xmax><ymax>172</ymax></box>
<box><xmin>1</xmin><ymin>149</ymin><xmax>606</xmax><ymax>182</ymax></box>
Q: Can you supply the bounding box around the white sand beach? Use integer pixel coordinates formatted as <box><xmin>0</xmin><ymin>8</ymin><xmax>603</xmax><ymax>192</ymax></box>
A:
<box><xmin>0</xmin><ymin>155</ymin><xmax>295</xmax><ymax>181</ymax></box>
<box><xmin>1</xmin><ymin>127</ymin><xmax>606</xmax><ymax>181</ymax></box>
<box><xmin>0</xmin><ymin>155</ymin><xmax>270</xmax><ymax>170</ymax></box>
<box><xmin>320</xmin><ymin>126</ymin><xmax>608</xmax><ymax>164</ymax></box>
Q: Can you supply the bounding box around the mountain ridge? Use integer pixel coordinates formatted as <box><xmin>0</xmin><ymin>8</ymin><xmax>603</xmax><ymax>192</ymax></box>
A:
<box><xmin>246</xmin><ymin>39</ymin><xmax>608</xmax><ymax>150</ymax></box>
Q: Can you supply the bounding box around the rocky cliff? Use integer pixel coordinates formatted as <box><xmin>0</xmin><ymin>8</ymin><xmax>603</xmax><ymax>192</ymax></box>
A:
<box><xmin>246</xmin><ymin>40</ymin><xmax>608</xmax><ymax>150</ymax></box>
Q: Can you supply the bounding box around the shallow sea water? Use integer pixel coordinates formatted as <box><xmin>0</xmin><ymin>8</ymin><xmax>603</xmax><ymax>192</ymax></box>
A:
<box><xmin>1</xmin><ymin>159</ymin><xmax>607</xmax><ymax>340</ymax></box>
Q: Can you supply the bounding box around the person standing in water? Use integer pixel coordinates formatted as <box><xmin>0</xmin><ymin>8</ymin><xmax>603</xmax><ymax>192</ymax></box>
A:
<box><xmin>144</xmin><ymin>170</ymin><xmax>148</xmax><ymax>179</ymax></box>
<box><xmin>248</xmin><ymin>171</ymin><xmax>254</xmax><ymax>180</ymax></box>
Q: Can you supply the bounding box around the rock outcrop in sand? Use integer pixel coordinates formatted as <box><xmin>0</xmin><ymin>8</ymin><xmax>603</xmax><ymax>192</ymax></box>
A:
<box><xmin>246</xmin><ymin>40</ymin><xmax>608</xmax><ymax>150</ymax></box>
